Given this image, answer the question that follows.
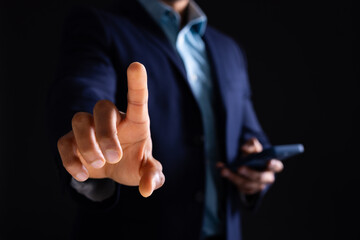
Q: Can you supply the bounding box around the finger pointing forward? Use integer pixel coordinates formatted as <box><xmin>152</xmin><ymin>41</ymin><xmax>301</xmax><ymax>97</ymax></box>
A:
<box><xmin>126</xmin><ymin>62</ymin><xmax>149</xmax><ymax>124</ymax></box>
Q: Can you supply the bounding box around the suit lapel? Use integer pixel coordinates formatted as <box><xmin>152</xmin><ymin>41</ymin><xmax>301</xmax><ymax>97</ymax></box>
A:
<box><xmin>140</xmin><ymin>30</ymin><xmax>188</xmax><ymax>81</ymax></box>
<box><xmin>203</xmin><ymin>32</ymin><xmax>229</xmax><ymax>112</ymax></box>
<box><xmin>203</xmin><ymin>30</ymin><xmax>229</xmax><ymax>162</ymax></box>
<box><xmin>114</xmin><ymin>1</ymin><xmax>187</xmax><ymax>81</ymax></box>
<box><xmin>113</xmin><ymin>2</ymin><xmax>234</xmax><ymax>162</ymax></box>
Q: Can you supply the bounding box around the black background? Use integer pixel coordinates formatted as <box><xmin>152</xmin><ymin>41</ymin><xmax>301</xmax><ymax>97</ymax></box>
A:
<box><xmin>0</xmin><ymin>0</ymin><xmax>357</xmax><ymax>239</ymax></box>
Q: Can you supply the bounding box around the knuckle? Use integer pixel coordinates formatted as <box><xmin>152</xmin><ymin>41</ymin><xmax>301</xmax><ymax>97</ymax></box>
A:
<box><xmin>57</xmin><ymin>137</ymin><xmax>65</xmax><ymax>151</ymax></box>
<box><xmin>72</xmin><ymin>112</ymin><xmax>92</xmax><ymax>126</ymax></box>
<box><xmin>159</xmin><ymin>173</ymin><xmax>165</xmax><ymax>187</ymax></box>
<box><xmin>153</xmin><ymin>160</ymin><xmax>163</xmax><ymax>171</ymax></box>
<box><xmin>127</xmin><ymin>98</ymin><xmax>148</xmax><ymax>106</ymax></box>
<box><xmin>97</xmin><ymin>117</ymin><xmax>118</xmax><ymax>137</ymax></box>
<box><xmin>94</xmin><ymin>99</ymin><xmax>114</xmax><ymax>112</ymax></box>
<box><xmin>148</xmin><ymin>161</ymin><xmax>160</xmax><ymax>173</ymax></box>
<box><xmin>61</xmin><ymin>156</ymin><xmax>72</xmax><ymax>170</ymax></box>
<box><xmin>80</xmin><ymin>148</ymin><xmax>91</xmax><ymax>157</ymax></box>
<box><xmin>57</xmin><ymin>134</ymin><xmax>71</xmax><ymax>152</ymax></box>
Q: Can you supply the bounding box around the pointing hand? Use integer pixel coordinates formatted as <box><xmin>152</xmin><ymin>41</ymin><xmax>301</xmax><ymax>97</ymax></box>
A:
<box><xmin>57</xmin><ymin>62</ymin><xmax>165</xmax><ymax>197</ymax></box>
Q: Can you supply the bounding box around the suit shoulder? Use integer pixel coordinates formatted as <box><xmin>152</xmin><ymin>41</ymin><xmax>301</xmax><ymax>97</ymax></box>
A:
<box><xmin>205</xmin><ymin>26</ymin><xmax>248</xmax><ymax>65</ymax></box>
<box><xmin>63</xmin><ymin>4</ymin><xmax>129</xmax><ymax>28</ymax></box>
<box><xmin>205</xmin><ymin>26</ymin><xmax>247</xmax><ymax>58</ymax></box>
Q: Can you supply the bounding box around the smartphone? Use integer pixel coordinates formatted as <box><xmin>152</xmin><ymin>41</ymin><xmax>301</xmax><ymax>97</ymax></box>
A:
<box><xmin>229</xmin><ymin>143</ymin><xmax>305</xmax><ymax>171</ymax></box>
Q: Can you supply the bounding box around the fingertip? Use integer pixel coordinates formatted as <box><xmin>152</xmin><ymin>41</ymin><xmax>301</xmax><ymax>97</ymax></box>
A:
<box><xmin>127</xmin><ymin>62</ymin><xmax>146</xmax><ymax>76</ymax></box>
<box><xmin>139</xmin><ymin>172</ymin><xmax>165</xmax><ymax>198</ymax></box>
<box><xmin>104</xmin><ymin>149</ymin><xmax>121</xmax><ymax>164</ymax></box>
<box><xmin>127</xmin><ymin>62</ymin><xmax>148</xmax><ymax>92</ymax></box>
<box><xmin>139</xmin><ymin>173</ymin><xmax>153</xmax><ymax>198</ymax></box>
<box><xmin>90</xmin><ymin>159</ymin><xmax>105</xmax><ymax>169</ymax></box>
<box><xmin>75</xmin><ymin>166</ymin><xmax>89</xmax><ymax>182</ymax></box>
<box><xmin>75</xmin><ymin>172</ymin><xmax>88</xmax><ymax>182</ymax></box>
<box><xmin>139</xmin><ymin>184</ymin><xmax>153</xmax><ymax>198</ymax></box>
<box><xmin>269</xmin><ymin>159</ymin><xmax>284</xmax><ymax>172</ymax></box>
<box><xmin>129</xmin><ymin>61</ymin><xmax>145</xmax><ymax>68</ymax></box>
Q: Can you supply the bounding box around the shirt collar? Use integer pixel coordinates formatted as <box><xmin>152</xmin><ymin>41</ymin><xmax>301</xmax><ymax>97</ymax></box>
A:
<box><xmin>138</xmin><ymin>0</ymin><xmax>207</xmax><ymax>36</ymax></box>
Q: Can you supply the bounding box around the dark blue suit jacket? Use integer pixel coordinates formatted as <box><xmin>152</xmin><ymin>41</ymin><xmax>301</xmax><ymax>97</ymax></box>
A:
<box><xmin>47</xmin><ymin>1</ymin><xmax>271</xmax><ymax>240</ymax></box>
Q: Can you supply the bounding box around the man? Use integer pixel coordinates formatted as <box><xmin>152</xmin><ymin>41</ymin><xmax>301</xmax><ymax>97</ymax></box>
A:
<box><xmin>47</xmin><ymin>0</ymin><xmax>284</xmax><ymax>239</ymax></box>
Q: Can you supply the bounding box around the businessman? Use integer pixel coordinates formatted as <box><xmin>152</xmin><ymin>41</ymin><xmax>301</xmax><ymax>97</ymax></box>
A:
<box><xmin>47</xmin><ymin>0</ymin><xmax>284</xmax><ymax>239</ymax></box>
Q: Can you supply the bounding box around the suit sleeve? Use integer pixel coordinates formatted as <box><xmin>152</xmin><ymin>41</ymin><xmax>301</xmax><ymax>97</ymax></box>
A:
<box><xmin>236</xmin><ymin>44</ymin><xmax>271</xmax><ymax>149</ymax></box>
<box><xmin>234</xmin><ymin>43</ymin><xmax>273</xmax><ymax>210</ymax></box>
<box><xmin>46</xmin><ymin>6</ymin><xmax>120</xmax><ymax>210</ymax></box>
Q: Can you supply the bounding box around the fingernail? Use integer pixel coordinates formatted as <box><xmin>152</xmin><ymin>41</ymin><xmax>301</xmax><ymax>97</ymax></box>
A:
<box><xmin>270</xmin><ymin>160</ymin><xmax>283</xmax><ymax>171</ymax></box>
<box><xmin>76</xmin><ymin>172</ymin><xmax>88</xmax><ymax>182</ymax></box>
<box><xmin>105</xmin><ymin>149</ymin><xmax>120</xmax><ymax>163</ymax></box>
<box><xmin>91</xmin><ymin>159</ymin><xmax>105</xmax><ymax>169</ymax></box>
<box><xmin>269</xmin><ymin>159</ymin><xmax>278</xmax><ymax>167</ymax></box>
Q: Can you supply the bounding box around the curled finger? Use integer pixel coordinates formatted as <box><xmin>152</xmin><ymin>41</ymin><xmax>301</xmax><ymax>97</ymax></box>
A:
<box><xmin>57</xmin><ymin>132</ymin><xmax>89</xmax><ymax>182</ymax></box>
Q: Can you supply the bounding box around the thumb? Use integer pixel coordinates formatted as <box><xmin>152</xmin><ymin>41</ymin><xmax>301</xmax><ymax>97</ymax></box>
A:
<box><xmin>138</xmin><ymin>157</ymin><xmax>165</xmax><ymax>198</ymax></box>
<box><xmin>241</xmin><ymin>137</ymin><xmax>263</xmax><ymax>155</ymax></box>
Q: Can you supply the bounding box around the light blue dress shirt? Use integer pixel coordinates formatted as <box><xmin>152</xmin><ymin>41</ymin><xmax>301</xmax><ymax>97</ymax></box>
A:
<box><xmin>138</xmin><ymin>0</ymin><xmax>224</xmax><ymax>238</ymax></box>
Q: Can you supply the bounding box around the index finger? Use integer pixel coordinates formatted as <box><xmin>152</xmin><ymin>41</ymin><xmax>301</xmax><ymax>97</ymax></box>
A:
<box><xmin>126</xmin><ymin>62</ymin><xmax>149</xmax><ymax>124</ymax></box>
